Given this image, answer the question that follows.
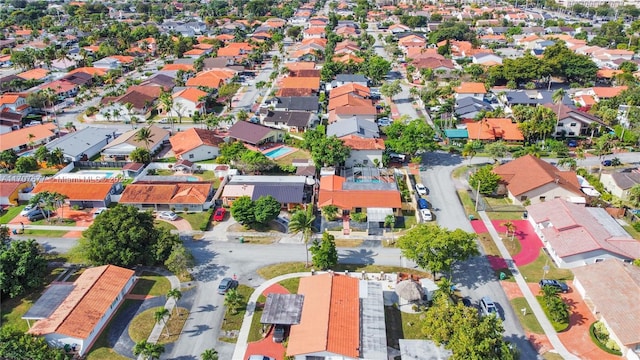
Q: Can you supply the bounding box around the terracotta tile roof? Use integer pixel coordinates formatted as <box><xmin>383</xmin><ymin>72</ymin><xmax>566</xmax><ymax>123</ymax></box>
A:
<box><xmin>170</xmin><ymin>128</ymin><xmax>223</xmax><ymax>156</ymax></box>
<box><xmin>329</xmin><ymin>83</ymin><xmax>370</xmax><ymax>99</ymax></box>
<box><xmin>592</xmin><ymin>86</ymin><xmax>627</xmax><ymax>98</ymax></box>
<box><xmin>173</xmin><ymin>87</ymin><xmax>207</xmax><ymax>103</ymax></box>
<box><xmin>276</xmin><ymin>88</ymin><xmax>315</xmax><ymax>97</ymax></box>
<box><xmin>67</xmin><ymin>67</ymin><xmax>106</xmax><ymax>77</ymax></box>
<box><xmin>0</xmin><ymin>123</ymin><xmax>56</xmax><ymax>152</ymax></box>
<box><xmin>572</xmin><ymin>259</ymin><xmax>640</xmax><ymax>346</ymax></box>
<box><xmin>332</xmin><ymin>53</ymin><xmax>364</xmax><ymax>64</ymax></box>
<box><xmin>340</xmin><ymin>135</ymin><xmax>385</xmax><ymax>150</ymax></box>
<box><xmin>287</xmin><ymin>274</ymin><xmax>360</xmax><ymax>358</ymax></box>
<box><xmin>280</xmin><ymin>77</ymin><xmax>320</xmax><ymax>90</ymax></box>
<box><xmin>527</xmin><ymin>199</ymin><xmax>640</xmax><ymax>259</ymax></box>
<box><xmin>184</xmin><ymin>49</ymin><xmax>207</xmax><ymax>56</ymax></box>
<box><xmin>111</xmin><ymin>85</ymin><xmax>163</xmax><ymax>110</ymax></box>
<box><xmin>334</xmin><ymin>105</ymin><xmax>377</xmax><ymax>116</ymax></box>
<box><xmin>0</xmin><ymin>181</ymin><xmax>28</xmax><ymax>197</ymax></box>
<box><xmin>29</xmin><ymin>265</ymin><xmax>135</xmax><ymax>339</ymax></box>
<box><xmin>596</xmin><ymin>69</ymin><xmax>623</xmax><ymax>79</ymax></box>
<box><xmin>0</xmin><ymin>94</ymin><xmax>22</xmax><ymax>106</ymax></box>
<box><xmin>40</xmin><ymin>80</ymin><xmax>77</xmax><ymax>94</ymax></box>
<box><xmin>465</xmin><ymin>118</ymin><xmax>524</xmax><ymax>141</ymax></box>
<box><xmin>162</xmin><ymin>63</ymin><xmax>195</xmax><ymax>71</ymax></box>
<box><xmin>284</xmin><ymin>62</ymin><xmax>316</xmax><ymax>71</ymax></box>
<box><xmin>33</xmin><ymin>180</ymin><xmax>116</xmax><ymax>201</ymax></box>
<box><xmin>328</xmin><ymin>94</ymin><xmax>371</xmax><ymax>111</ymax></box>
<box><xmin>186</xmin><ymin>69</ymin><xmax>235</xmax><ymax>89</ymax></box>
<box><xmin>493</xmin><ymin>155</ymin><xmax>582</xmax><ymax>196</ymax></box>
<box><xmin>17</xmin><ymin>68</ymin><xmax>49</xmax><ymax>80</ymax></box>
<box><xmin>109</xmin><ymin>55</ymin><xmax>134</xmax><ymax>64</ymax></box>
<box><xmin>455</xmin><ymin>82</ymin><xmax>487</xmax><ymax>94</ymax></box>
<box><xmin>318</xmin><ymin>175</ymin><xmax>402</xmax><ymax>209</ymax></box>
<box><xmin>300</xmin><ymin>38</ymin><xmax>327</xmax><ymax>47</ymax></box>
<box><xmin>120</xmin><ymin>182</ymin><xmax>211</xmax><ymax>204</ymax></box>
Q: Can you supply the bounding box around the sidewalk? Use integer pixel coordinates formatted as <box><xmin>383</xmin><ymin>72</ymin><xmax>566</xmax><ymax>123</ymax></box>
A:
<box><xmin>478</xmin><ymin>211</ymin><xmax>579</xmax><ymax>360</ymax></box>
<box><xmin>231</xmin><ymin>272</ymin><xmax>312</xmax><ymax>360</ymax></box>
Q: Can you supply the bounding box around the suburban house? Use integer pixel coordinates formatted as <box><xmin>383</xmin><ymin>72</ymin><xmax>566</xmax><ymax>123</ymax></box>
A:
<box><xmin>600</xmin><ymin>170</ymin><xmax>640</xmax><ymax>201</ymax></box>
<box><xmin>542</xmin><ymin>103</ymin><xmax>607</xmax><ymax>138</ymax></box>
<box><xmin>327</xmin><ymin>118</ymin><xmax>379</xmax><ymax>139</ymax></box>
<box><xmin>498</xmin><ymin>90</ymin><xmax>572</xmax><ymax>108</ymax></box>
<box><xmin>0</xmin><ymin>181</ymin><xmax>31</xmax><ymax>206</ymax></box>
<box><xmin>526</xmin><ymin>199</ymin><xmax>640</xmax><ymax>268</ymax></box>
<box><xmin>45</xmin><ymin>127</ymin><xmax>116</xmax><ymax>162</ymax></box>
<box><xmin>169</xmin><ymin>128</ymin><xmax>223</xmax><ymax>162</ymax></box>
<box><xmin>169</xmin><ymin>87</ymin><xmax>207</xmax><ymax>118</ymax></box>
<box><xmin>286</xmin><ymin>273</ymin><xmax>387</xmax><ymax>360</ymax></box>
<box><xmin>0</xmin><ymin>123</ymin><xmax>58</xmax><ymax>153</ymax></box>
<box><xmin>32</xmin><ymin>179</ymin><xmax>122</xmax><ymax>208</ymax></box>
<box><xmin>492</xmin><ymin>155</ymin><xmax>584</xmax><ymax>205</ymax></box>
<box><xmin>24</xmin><ymin>265</ymin><xmax>136</xmax><ymax>356</ymax></box>
<box><xmin>186</xmin><ymin>68</ymin><xmax>236</xmax><ymax>89</ymax></box>
<box><xmin>221</xmin><ymin>175</ymin><xmax>312</xmax><ymax>210</ymax></box>
<box><xmin>330</xmin><ymin>83</ymin><xmax>371</xmax><ymax>100</ymax></box>
<box><xmin>267</xmin><ymin>96</ymin><xmax>319</xmax><ymax>112</ymax></box>
<box><xmin>455</xmin><ymin>97</ymin><xmax>494</xmax><ymax>119</ymax></box>
<box><xmin>572</xmin><ymin>259</ymin><xmax>640</xmax><ymax>360</ymax></box>
<box><xmin>118</xmin><ymin>182</ymin><xmax>213</xmax><ymax>212</ymax></box>
<box><xmin>280</xmin><ymin>77</ymin><xmax>321</xmax><ymax>94</ymax></box>
<box><xmin>262</xmin><ymin>110</ymin><xmax>318</xmax><ymax>133</ymax></box>
<box><xmin>101</xmin><ymin>125</ymin><xmax>170</xmax><ymax>160</ymax></box>
<box><xmin>465</xmin><ymin>118</ymin><xmax>524</xmax><ymax>142</ymax></box>
<box><xmin>228</xmin><ymin>121</ymin><xmax>285</xmax><ymax>146</ymax></box>
<box><xmin>340</xmin><ymin>135</ymin><xmax>385</xmax><ymax>168</ymax></box>
<box><xmin>330</xmin><ymin>74</ymin><xmax>369</xmax><ymax>89</ymax></box>
<box><xmin>98</xmin><ymin>85</ymin><xmax>164</xmax><ymax>122</ymax></box>
<box><xmin>454</xmin><ymin>82</ymin><xmax>487</xmax><ymax>101</ymax></box>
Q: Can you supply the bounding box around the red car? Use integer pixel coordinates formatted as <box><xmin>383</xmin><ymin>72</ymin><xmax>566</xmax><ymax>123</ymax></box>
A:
<box><xmin>213</xmin><ymin>207</ymin><xmax>226</xmax><ymax>221</ymax></box>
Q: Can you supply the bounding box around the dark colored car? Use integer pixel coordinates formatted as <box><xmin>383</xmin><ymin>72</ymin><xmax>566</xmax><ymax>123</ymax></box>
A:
<box><xmin>418</xmin><ymin>198</ymin><xmax>429</xmax><ymax>209</ymax></box>
<box><xmin>539</xmin><ymin>279</ymin><xmax>569</xmax><ymax>293</ymax></box>
<box><xmin>213</xmin><ymin>207</ymin><xmax>226</xmax><ymax>222</ymax></box>
<box><xmin>27</xmin><ymin>210</ymin><xmax>51</xmax><ymax>222</ymax></box>
<box><xmin>218</xmin><ymin>277</ymin><xmax>238</xmax><ymax>294</ymax></box>
<box><xmin>273</xmin><ymin>324</ymin><xmax>286</xmax><ymax>343</ymax></box>
<box><xmin>601</xmin><ymin>160</ymin><xmax>612</xmax><ymax>166</ymax></box>
<box><xmin>567</xmin><ymin>140</ymin><xmax>577</xmax><ymax>147</ymax></box>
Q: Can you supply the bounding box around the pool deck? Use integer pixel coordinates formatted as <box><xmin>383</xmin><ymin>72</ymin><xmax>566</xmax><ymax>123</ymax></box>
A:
<box><xmin>262</xmin><ymin>145</ymin><xmax>295</xmax><ymax>160</ymax></box>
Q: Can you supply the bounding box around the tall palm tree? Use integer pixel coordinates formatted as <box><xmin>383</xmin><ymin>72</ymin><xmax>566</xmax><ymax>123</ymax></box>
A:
<box><xmin>288</xmin><ymin>206</ymin><xmax>316</xmax><ymax>267</ymax></box>
<box><xmin>552</xmin><ymin>88</ymin><xmax>566</xmax><ymax>135</ymax></box>
<box><xmin>124</xmin><ymin>102</ymin><xmax>135</xmax><ymax>129</ymax></box>
<box><xmin>135</xmin><ymin>126</ymin><xmax>154</xmax><ymax>150</ymax></box>
<box><xmin>201</xmin><ymin>348</ymin><xmax>219</xmax><ymax>360</ymax></box>
<box><xmin>133</xmin><ymin>340</ymin><xmax>165</xmax><ymax>360</ymax></box>
<box><xmin>167</xmin><ymin>289</ymin><xmax>182</xmax><ymax>316</ymax></box>
<box><xmin>154</xmin><ymin>307</ymin><xmax>171</xmax><ymax>337</ymax></box>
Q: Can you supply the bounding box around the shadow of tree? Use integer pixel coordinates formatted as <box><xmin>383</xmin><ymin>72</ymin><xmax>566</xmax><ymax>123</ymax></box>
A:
<box><xmin>338</xmin><ymin>248</ymin><xmax>377</xmax><ymax>265</ymax></box>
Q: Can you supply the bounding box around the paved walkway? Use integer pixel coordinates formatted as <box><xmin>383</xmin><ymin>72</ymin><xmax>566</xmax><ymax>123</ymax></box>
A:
<box><xmin>231</xmin><ymin>272</ymin><xmax>312</xmax><ymax>360</ymax></box>
<box><xmin>478</xmin><ymin>211</ymin><xmax>580</xmax><ymax>360</ymax></box>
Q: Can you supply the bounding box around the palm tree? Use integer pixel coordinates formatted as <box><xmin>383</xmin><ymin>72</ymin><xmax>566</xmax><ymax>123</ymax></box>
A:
<box><xmin>501</xmin><ymin>221</ymin><xmax>516</xmax><ymax>241</ymax></box>
<box><xmin>124</xmin><ymin>102</ymin><xmax>135</xmax><ymax>129</ymax></box>
<box><xmin>159</xmin><ymin>91</ymin><xmax>174</xmax><ymax>129</ymax></box>
<box><xmin>135</xmin><ymin>126</ymin><xmax>154</xmax><ymax>150</ymax></box>
<box><xmin>27</xmin><ymin>133</ymin><xmax>36</xmax><ymax>148</ymax></box>
<box><xmin>201</xmin><ymin>348</ymin><xmax>219</xmax><ymax>360</ymax></box>
<box><xmin>288</xmin><ymin>206</ymin><xmax>316</xmax><ymax>267</ymax></box>
<box><xmin>133</xmin><ymin>340</ymin><xmax>165</xmax><ymax>360</ymax></box>
<box><xmin>167</xmin><ymin>289</ymin><xmax>182</xmax><ymax>316</ymax></box>
<box><xmin>154</xmin><ymin>307</ymin><xmax>171</xmax><ymax>337</ymax></box>
<box><xmin>64</xmin><ymin>122</ymin><xmax>76</xmax><ymax>132</ymax></box>
<box><xmin>552</xmin><ymin>88</ymin><xmax>566</xmax><ymax>134</ymax></box>
<box><xmin>223</xmin><ymin>288</ymin><xmax>244</xmax><ymax>315</ymax></box>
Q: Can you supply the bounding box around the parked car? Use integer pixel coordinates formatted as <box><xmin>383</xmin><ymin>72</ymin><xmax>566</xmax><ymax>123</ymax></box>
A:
<box><xmin>389</xmin><ymin>152</ymin><xmax>406</xmax><ymax>162</ymax></box>
<box><xmin>20</xmin><ymin>204</ymin><xmax>36</xmax><ymax>216</ymax></box>
<box><xmin>27</xmin><ymin>210</ymin><xmax>52</xmax><ymax>222</ymax></box>
<box><xmin>218</xmin><ymin>277</ymin><xmax>238</xmax><ymax>294</ymax></box>
<box><xmin>415</xmin><ymin>183</ymin><xmax>428</xmax><ymax>196</ymax></box>
<box><xmin>248</xmin><ymin>356</ymin><xmax>275</xmax><ymax>360</ymax></box>
<box><xmin>601</xmin><ymin>159</ymin><xmax>612</xmax><ymax>166</ymax></box>
<box><xmin>158</xmin><ymin>211</ymin><xmax>178</xmax><ymax>221</ymax></box>
<box><xmin>93</xmin><ymin>207</ymin><xmax>108</xmax><ymax>219</ymax></box>
<box><xmin>539</xmin><ymin>279</ymin><xmax>569</xmax><ymax>293</ymax></box>
<box><xmin>273</xmin><ymin>324</ymin><xmax>286</xmax><ymax>343</ymax></box>
<box><xmin>479</xmin><ymin>296</ymin><xmax>498</xmax><ymax>316</ymax></box>
<box><xmin>420</xmin><ymin>208</ymin><xmax>433</xmax><ymax>222</ymax></box>
<box><xmin>213</xmin><ymin>207</ymin><xmax>226</xmax><ymax>222</ymax></box>
<box><xmin>377</xmin><ymin>118</ymin><xmax>392</xmax><ymax>127</ymax></box>
<box><xmin>418</xmin><ymin>198</ymin><xmax>429</xmax><ymax>210</ymax></box>
<box><xmin>567</xmin><ymin>140</ymin><xmax>577</xmax><ymax>147</ymax></box>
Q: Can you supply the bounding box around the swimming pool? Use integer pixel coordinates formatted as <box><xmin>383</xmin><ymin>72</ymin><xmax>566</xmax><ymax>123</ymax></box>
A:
<box><xmin>354</xmin><ymin>178</ymin><xmax>381</xmax><ymax>183</ymax></box>
<box><xmin>264</xmin><ymin>146</ymin><xmax>294</xmax><ymax>159</ymax></box>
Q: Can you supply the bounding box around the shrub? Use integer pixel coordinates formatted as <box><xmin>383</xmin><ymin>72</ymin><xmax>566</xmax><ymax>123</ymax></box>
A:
<box><xmin>589</xmin><ymin>321</ymin><xmax>622</xmax><ymax>355</ymax></box>
<box><xmin>351</xmin><ymin>212</ymin><xmax>367</xmax><ymax>223</ymax></box>
<box><xmin>200</xmin><ymin>208</ymin><xmax>214</xmax><ymax>231</ymax></box>
<box><xmin>633</xmin><ymin>221</ymin><xmax>640</xmax><ymax>232</ymax></box>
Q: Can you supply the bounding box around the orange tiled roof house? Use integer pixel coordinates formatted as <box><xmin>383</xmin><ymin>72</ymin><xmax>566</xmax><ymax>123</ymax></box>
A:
<box><xmin>119</xmin><ymin>181</ymin><xmax>213</xmax><ymax>212</ymax></box>
<box><xmin>24</xmin><ymin>265</ymin><xmax>136</xmax><ymax>356</ymax></box>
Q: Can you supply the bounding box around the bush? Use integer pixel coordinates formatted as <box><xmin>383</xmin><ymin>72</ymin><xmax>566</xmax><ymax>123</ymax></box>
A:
<box><xmin>351</xmin><ymin>212</ymin><xmax>367</xmax><ymax>223</ymax></box>
<box><xmin>633</xmin><ymin>221</ymin><xmax>640</xmax><ymax>232</ymax></box>
<box><xmin>589</xmin><ymin>321</ymin><xmax>622</xmax><ymax>355</ymax></box>
<box><xmin>200</xmin><ymin>208</ymin><xmax>214</xmax><ymax>231</ymax></box>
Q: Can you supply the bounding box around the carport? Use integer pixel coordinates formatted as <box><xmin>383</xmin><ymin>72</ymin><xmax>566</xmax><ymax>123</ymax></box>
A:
<box><xmin>260</xmin><ymin>293</ymin><xmax>304</xmax><ymax>328</ymax></box>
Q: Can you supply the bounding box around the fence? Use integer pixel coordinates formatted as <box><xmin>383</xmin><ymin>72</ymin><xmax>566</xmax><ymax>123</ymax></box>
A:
<box><xmin>73</xmin><ymin>161</ymin><xmax>129</xmax><ymax>168</ymax></box>
<box><xmin>468</xmin><ymin>188</ymin><xmax>524</xmax><ymax>213</ymax></box>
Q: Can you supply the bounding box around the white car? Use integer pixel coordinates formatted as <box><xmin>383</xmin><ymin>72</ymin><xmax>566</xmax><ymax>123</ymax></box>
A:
<box><xmin>158</xmin><ymin>211</ymin><xmax>178</xmax><ymax>221</ymax></box>
<box><xmin>20</xmin><ymin>204</ymin><xmax>36</xmax><ymax>216</ymax></box>
<box><xmin>420</xmin><ymin>209</ymin><xmax>433</xmax><ymax>222</ymax></box>
<box><xmin>93</xmin><ymin>207</ymin><xmax>108</xmax><ymax>218</ymax></box>
<box><xmin>415</xmin><ymin>183</ymin><xmax>428</xmax><ymax>196</ymax></box>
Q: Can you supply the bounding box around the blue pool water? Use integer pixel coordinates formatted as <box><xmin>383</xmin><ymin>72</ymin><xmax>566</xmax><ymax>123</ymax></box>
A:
<box><xmin>354</xmin><ymin>178</ymin><xmax>381</xmax><ymax>183</ymax></box>
<box><xmin>187</xmin><ymin>176</ymin><xmax>199</xmax><ymax>181</ymax></box>
<box><xmin>264</xmin><ymin>147</ymin><xmax>294</xmax><ymax>159</ymax></box>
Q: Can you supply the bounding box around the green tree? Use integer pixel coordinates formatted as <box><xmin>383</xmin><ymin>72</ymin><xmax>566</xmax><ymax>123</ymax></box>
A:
<box><xmin>230</xmin><ymin>196</ymin><xmax>255</xmax><ymax>225</ymax></box>
<box><xmin>513</xmin><ymin>105</ymin><xmax>557</xmax><ymax>142</ymax></box>
<box><xmin>83</xmin><ymin>204</ymin><xmax>179</xmax><ymax>267</ymax></box>
<box><xmin>380</xmin><ymin>80</ymin><xmax>402</xmax><ymax>100</ymax></box>
<box><xmin>397</xmin><ymin>223</ymin><xmax>479</xmax><ymax>278</ymax></box>
<box><xmin>364</xmin><ymin>55</ymin><xmax>392</xmax><ymax>84</ymax></box>
<box><xmin>308</xmin><ymin>135</ymin><xmax>351</xmax><ymax>167</ymax></box>
<box><xmin>484</xmin><ymin>140</ymin><xmax>509</xmax><ymax>163</ymax></box>
<box><xmin>30</xmin><ymin>191</ymin><xmax>67</xmax><ymax>223</ymax></box>
<box><xmin>321</xmin><ymin>205</ymin><xmax>339</xmax><ymax>221</ymax></box>
<box><xmin>167</xmin><ymin>288</ymin><xmax>182</xmax><ymax>316</ymax></box>
<box><xmin>384</xmin><ymin>119</ymin><xmax>435</xmax><ymax>159</ymax></box>
<box><xmin>629</xmin><ymin>184</ymin><xmax>640</xmax><ymax>207</ymax></box>
<box><xmin>0</xmin><ymin>239</ymin><xmax>48</xmax><ymax>298</ymax></box>
<box><xmin>0</xmin><ymin>149</ymin><xmax>18</xmax><ymax>170</ymax></box>
<box><xmin>164</xmin><ymin>243</ymin><xmax>195</xmax><ymax>277</ymax></box>
<box><xmin>130</xmin><ymin>147</ymin><xmax>152</xmax><ymax>164</ymax></box>
<box><xmin>134</xmin><ymin>126</ymin><xmax>154</xmax><ymax>149</ymax></box>
<box><xmin>34</xmin><ymin>146</ymin><xmax>50</xmax><ymax>162</ymax></box>
<box><xmin>0</xmin><ymin>327</ymin><xmax>71</xmax><ymax>359</ymax></box>
<box><xmin>201</xmin><ymin>348</ymin><xmax>219</xmax><ymax>360</ymax></box>
<box><xmin>384</xmin><ymin>214</ymin><xmax>396</xmax><ymax>232</ymax></box>
<box><xmin>224</xmin><ymin>288</ymin><xmax>244</xmax><ymax>315</ymax></box>
<box><xmin>253</xmin><ymin>195</ymin><xmax>281</xmax><ymax>225</ymax></box>
<box><xmin>220</xmin><ymin>141</ymin><xmax>248</xmax><ymax>161</ymax></box>
<box><xmin>288</xmin><ymin>206</ymin><xmax>316</xmax><ymax>266</ymax></box>
<box><xmin>154</xmin><ymin>307</ymin><xmax>171</xmax><ymax>337</ymax></box>
<box><xmin>310</xmin><ymin>231</ymin><xmax>339</xmax><ymax>270</ymax></box>
<box><xmin>469</xmin><ymin>165</ymin><xmax>501</xmax><ymax>195</ymax></box>
<box><xmin>133</xmin><ymin>340</ymin><xmax>164</xmax><ymax>360</ymax></box>
<box><xmin>15</xmin><ymin>156</ymin><xmax>38</xmax><ymax>173</ymax></box>
<box><xmin>236</xmin><ymin>150</ymin><xmax>275</xmax><ymax>174</ymax></box>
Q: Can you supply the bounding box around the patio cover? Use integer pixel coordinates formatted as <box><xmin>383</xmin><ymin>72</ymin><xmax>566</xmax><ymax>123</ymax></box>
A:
<box><xmin>260</xmin><ymin>293</ymin><xmax>304</xmax><ymax>325</ymax></box>
<box><xmin>368</xmin><ymin>207</ymin><xmax>394</xmax><ymax>222</ymax></box>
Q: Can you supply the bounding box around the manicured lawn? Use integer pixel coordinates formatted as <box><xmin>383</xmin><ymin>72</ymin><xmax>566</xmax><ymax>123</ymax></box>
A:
<box><xmin>278</xmin><ymin>278</ymin><xmax>300</xmax><ymax>293</ymax></box>
<box><xmin>220</xmin><ymin>285</ymin><xmax>255</xmax><ymax>343</ymax></box>
<box><xmin>274</xmin><ymin>148</ymin><xmax>311</xmax><ymax>167</ymax></box>
<box><xmin>334</xmin><ymin>239</ymin><xmax>364</xmax><ymax>247</ymax></box>
<box><xmin>500</xmin><ymin>233</ymin><xmax>522</xmax><ymax>258</ymax></box>
<box><xmin>0</xmin><ymin>205</ymin><xmax>23</xmax><ymax>224</ymax></box>
<box><xmin>129</xmin><ymin>306</ymin><xmax>189</xmax><ymax>344</ymax></box>
<box><xmin>457</xmin><ymin>190</ymin><xmax>479</xmax><ymax>220</ymax></box>
<box><xmin>154</xmin><ymin>220</ymin><xmax>177</xmax><ymax>232</ymax></box>
<box><xmin>227</xmin><ymin>221</ymin><xmax>282</xmax><ymax>233</ymax></box>
<box><xmin>477</xmin><ymin>233</ymin><xmax>501</xmax><ymax>257</ymax></box>
<box><xmin>257</xmin><ymin>262</ymin><xmax>431</xmax><ymax>280</ymax></box>
<box><xmin>401</xmin><ymin>214</ymin><xmax>416</xmax><ymax>229</ymax></box>
<box><xmin>86</xmin><ymin>300</ymin><xmax>138</xmax><ymax>360</ymax></box>
<box><xmin>536</xmin><ymin>296</ymin><xmax>569</xmax><ymax>332</ymax></box>
<box><xmin>451</xmin><ymin>165</ymin><xmax>471</xmax><ymax>179</ymax></box>
<box><xmin>248</xmin><ymin>294</ymin><xmax>267</xmax><ymax>342</ymax></box>
<box><xmin>401</xmin><ymin>311</ymin><xmax>426</xmax><ymax>339</ymax></box>
<box><xmin>623</xmin><ymin>224</ymin><xmax>640</xmax><ymax>240</ymax></box>
<box><xmin>238</xmin><ymin>236</ymin><xmax>276</xmax><ymax>244</ymax></box>
<box><xmin>486</xmin><ymin>211</ymin><xmax>524</xmax><ymax>221</ymax></box>
<box><xmin>542</xmin><ymin>352</ymin><xmax>565</xmax><ymax>360</ymax></box>
<box><xmin>0</xmin><ymin>267</ymin><xmax>66</xmax><ymax>332</ymax></box>
<box><xmin>130</xmin><ymin>271</ymin><xmax>171</xmax><ymax>297</ymax></box>
<box><xmin>518</xmin><ymin>251</ymin><xmax>573</xmax><ymax>283</ymax></box>
<box><xmin>59</xmin><ymin>241</ymin><xmax>91</xmax><ymax>264</ymax></box>
<box><xmin>510</xmin><ymin>297</ymin><xmax>544</xmax><ymax>334</ymax></box>
<box><xmin>179</xmin><ymin>211</ymin><xmax>211</xmax><ymax>230</ymax></box>
<box><xmin>37</xmin><ymin>168</ymin><xmax>60</xmax><ymax>176</ymax></box>
<box><xmin>22</xmin><ymin>229</ymin><xmax>68</xmax><ymax>237</ymax></box>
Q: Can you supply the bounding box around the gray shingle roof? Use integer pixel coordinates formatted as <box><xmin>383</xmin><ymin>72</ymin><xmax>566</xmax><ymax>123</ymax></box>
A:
<box><xmin>611</xmin><ymin>171</ymin><xmax>640</xmax><ymax>190</ymax></box>
<box><xmin>228</xmin><ymin>121</ymin><xmax>278</xmax><ymax>145</ymax></box>
<box><xmin>46</xmin><ymin>127</ymin><xmax>115</xmax><ymax>158</ymax></box>
<box><xmin>274</xmin><ymin>96</ymin><xmax>319</xmax><ymax>112</ymax></box>
<box><xmin>264</xmin><ymin>110</ymin><xmax>313</xmax><ymax>128</ymax></box>
<box><xmin>327</xmin><ymin>118</ymin><xmax>379</xmax><ymax>138</ymax></box>
<box><xmin>251</xmin><ymin>183</ymin><xmax>305</xmax><ymax>203</ymax></box>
